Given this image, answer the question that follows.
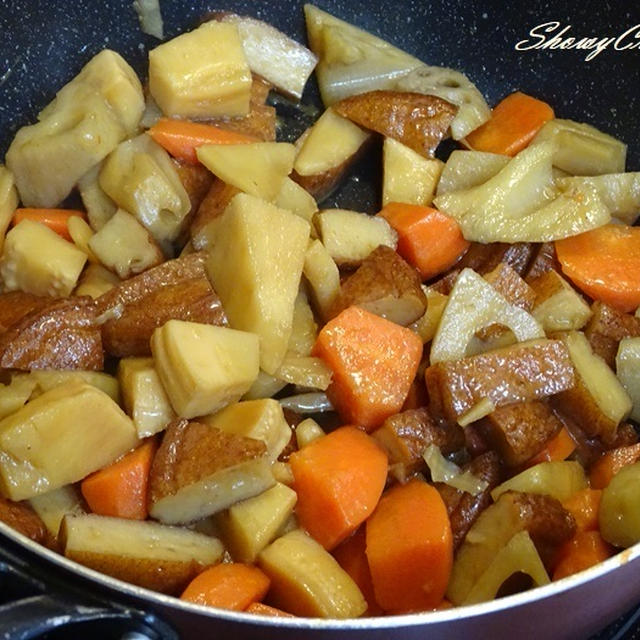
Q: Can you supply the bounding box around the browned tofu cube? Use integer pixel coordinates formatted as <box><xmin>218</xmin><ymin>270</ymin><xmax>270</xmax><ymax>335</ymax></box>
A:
<box><xmin>478</xmin><ymin>401</ymin><xmax>564</xmax><ymax>467</ymax></box>
<box><xmin>425</xmin><ymin>339</ymin><xmax>575</xmax><ymax>422</ymax></box>
<box><xmin>585</xmin><ymin>301</ymin><xmax>640</xmax><ymax>368</ymax></box>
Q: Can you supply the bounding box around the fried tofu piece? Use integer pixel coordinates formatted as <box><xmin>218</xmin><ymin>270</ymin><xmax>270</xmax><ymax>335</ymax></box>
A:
<box><xmin>148</xmin><ymin>418</ymin><xmax>274</xmax><ymax>524</ymax></box>
<box><xmin>525</xmin><ymin>242</ymin><xmax>558</xmax><ymax>282</ymax></box>
<box><xmin>328</xmin><ymin>246</ymin><xmax>426</xmax><ymax>325</ymax></box>
<box><xmin>483</xmin><ymin>263</ymin><xmax>535</xmax><ymax>311</ymax></box>
<box><xmin>0</xmin><ymin>291</ymin><xmax>51</xmax><ymax>333</ymax></box>
<box><xmin>0</xmin><ymin>297</ymin><xmax>103</xmax><ymax>370</ymax></box>
<box><xmin>97</xmin><ymin>252</ymin><xmax>227</xmax><ymax>358</ymax></box>
<box><xmin>431</xmin><ymin>242</ymin><xmax>535</xmax><ymax>295</ymax></box>
<box><xmin>478</xmin><ymin>401</ymin><xmax>564</xmax><ymax>467</ymax></box>
<box><xmin>435</xmin><ymin>451</ymin><xmax>501</xmax><ymax>550</ymax></box>
<box><xmin>585</xmin><ymin>301</ymin><xmax>640</xmax><ymax>368</ymax></box>
<box><xmin>372</xmin><ymin>406</ymin><xmax>464</xmax><ymax>476</ymax></box>
<box><xmin>0</xmin><ymin>495</ymin><xmax>49</xmax><ymax>544</ymax></box>
<box><xmin>425</xmin><ymin>339</ymin><xmax>575</xmax><ymax>422</ymax></box>
<box><xmin>333</xmin><ymin>90</ymin><xmax>456</xmax><ymax>157</ymax></box>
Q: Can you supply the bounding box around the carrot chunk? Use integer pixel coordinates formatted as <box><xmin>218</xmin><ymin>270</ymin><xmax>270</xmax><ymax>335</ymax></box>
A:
<box><xmin>589</xmin><ymin>442</ymin><xmax>640</xmax><ymax>489</ymax></box>
<box><xmin>378</xmin><ymin>202</ymin><xmax>469</xmax><ymax>280</ymax></box>
<box><xmin>12</xmin><ymin>208</ymin><xmax>86</xmax><ymax>242</ymax></box>
<box><xmin>80</xmin><ymin>439</ymin><xmax>157</xmax><ymax>520</ymax></box>
<box><xmin>313</xmin><ymin>306</ymin><xmax>423</xmax><ymax>430</ymax></box>
<box><xmin>332</xmin><ymin>526</ymin><xmax>383</xmax><ymax>615</ymax></box>
<box><xmin>556</xmin><ymin>225</ymin><xmax>640</xmax><ymax>313</ymax></box>
<box><xmin>365</xmin><ymin>479</ymin><xmax>452</xmax><ymax>613</ymax></box>
<box><xmin>527</xmin><ymin>427</ymin><xmax>577</xmax><ymax>467</ymax></box>
<box><xmin>290</xmin><ymin>426</ymin><xmax>388</xmax><ymax>550</ymax></box>
<box><xmin>180</xmin><ymin>563</ymin><xmax>270</xmax><ymax>610</ymax></box>
<box><xmin>552</xmin><ymin>530</ymin><xmax>614</xmax><ymax>581</ymax></box>
<box><xmin>148</xmin><ymin>118</ymin><xmax>257</xmax><ymax>164</ymax></box>
<box><xmin>561</xmin><ymin>488</ymin><xmax>602</xmax><ymax>532</ymax></box>
<box><xmin>465</xmin><ymin>91</ymin><xmax>554</xmax><ymax>156</ymax></box>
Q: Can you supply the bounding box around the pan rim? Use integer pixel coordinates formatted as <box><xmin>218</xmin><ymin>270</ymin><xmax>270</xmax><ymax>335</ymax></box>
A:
<box><xmin>2</xmin><ymin>519</ymin><xmax>639</xmax><ymax>630</ymax></box>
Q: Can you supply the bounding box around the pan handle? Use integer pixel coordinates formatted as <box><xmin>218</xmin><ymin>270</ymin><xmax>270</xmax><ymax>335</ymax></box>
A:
<box><xmin>0</xmin><ymin>557</ymin><xmax>178</xmax><ymax>640</ymax></box>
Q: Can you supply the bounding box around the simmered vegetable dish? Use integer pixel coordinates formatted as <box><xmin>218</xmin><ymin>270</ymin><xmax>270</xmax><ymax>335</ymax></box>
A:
<box><xmin>2</xmin><ymin>4</ymin><xmax>640</xmax><ymax>619</ymax></box>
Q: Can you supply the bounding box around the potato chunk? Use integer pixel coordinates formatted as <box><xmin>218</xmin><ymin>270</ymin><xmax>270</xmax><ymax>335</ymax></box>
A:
<box><xmin>303</xmin><ymin>239</ymin><xmax>340</xmax><ymax>320</ymax></box>
<box><xmin>61</xmin><ymin>513</ymin><xmax>223</xmax><ymax>594</ymax></box>
<box><xmin>151</xmin><ymin>320</ymin><xmax>259</xmax><ymax>419</ymax></box>
<box><xmin>258</xmin><ymin>529</ymin><xmax>366</xmax><ymax>618</ymax></box>
<box><xmin>148</xmin><ymin>419</ymin><xmax>274</xmax><ymax>524</ymax></box>
<box><xmin>149</xmin><ymin>21</ymin><xmax>252</xmax><ymax>118</ymax></box>
<box><xmin>0</xmin><ymin>383</ymin><xmax>138</xmax><ymax>501</ymax></box>
<box><xmin>316</xmin><ymin>209</ymin><xmax>397</xmax><ymax>267</ymax></box>
<box><xmin>89</xmin><ymin>209</ymin><xmax>163</xmax><ymax>279</ymax></box>
<box><xmin>197</xmin><ymin>142</ymin><xmax>296</xmax><ymax>203</ymax></box>
<box><xmin>216</xmin><ymin>482</ymin><xmax>297</xmax><ymax>562</ymax></box>
<box><xmin>0</xmin><ymin>220</ymin><xmax>87</xmax><ymax>297</ymax></box>
<box><xmin>329</xmin><ymin>245</ymin><xmax>426</xmax><ymax>325</ymax></box>
<box><xmin>206</xmin><ymin>193</ymin><xmax>310</xmax><ymax>374</ymax></box>
<box><xmin>118</xmin><ymin>357</ymin><xmax>175</xmax><ymax>438</ymax></box>
<box><xmin>29</xmin><ymin>485</ymin><xmax>84</xmax><ymax>539</ymax></box>
<box><xmin>382</xmin><ymin>137</ymin><xmax>443</xmax><ymax>206</ymax></box>
<box><xmin>6</xmin><ymin>50</ymin><xmax>144</xmax><ymax>207</ymax></box>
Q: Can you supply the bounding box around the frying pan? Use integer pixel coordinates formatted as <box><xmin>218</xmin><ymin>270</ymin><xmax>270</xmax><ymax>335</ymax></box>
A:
<box><xmin>1</xmin><ymin>0</ymin><xmax>640</xmax><ymax>637</ymax></box>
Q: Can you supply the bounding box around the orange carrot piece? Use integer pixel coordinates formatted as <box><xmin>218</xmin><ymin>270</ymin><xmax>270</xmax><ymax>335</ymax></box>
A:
<box><xmin>465</xmin><ymin>91</ymin><xmax>554</xmax><ymax>156</ymax></box>
<box><xmin>589</xmin><ymin>442</ymin><xmax>640</xmax><ymax>489</ymax></box>
<box><xmin>148</xmin><ymin>118</ymin><xmax>257</xmax><ymax>164</ymax></box>
<box><xmin>312</xmin><ymin>306</ymin><xmax>423</xmax><ymax>430</ymax></box>
<box><xmin>180</xmin><ymin>563</ymin><xmax>270</xmax><ymax>610</ymax></box>
<box><xmin>12</xmin><ymin>208</ymin><xmax>86</xmax><ymax>242</ymax></box>
<box><xmin>245</xmin><ymin>602</ymin><xmax>295</xmax><ymax>617</ymax></box>
<box><xmin>290</xmin><ymin>426</ymin><xmax>388</xmax><ymax>550</ymax></box>
<box><xmin>80</xmin><ymin>439</ymin><xmax>157</xmax><ymax>520</ymax></box>
<box><xmin>561</xmin><ymin>488</ymin><xmax>602</xmax><ymax>532</ymax></box>
<box><xmin>333</xmin><ymin>527</ymin><xmax>383</xmax><ymax>615</ymax></box>
<box><xmin>527</xmin><ymin>427</ymin><xmax>577</xmax><ymax>467</ymax></box>
<box><xmin>552</xmin><ymin>531</ymin><xmax>614</xmax><ymax>581</ymax></box>
<box><xmin>365</xmin><ymin>479</ymin><xmax>452</xmax><ymax>613</ymax></box>
<box><xmin>556</xmin><ymin>225</ymin><xmax>640</xmax><ymax>313</ymax></box>
<box><xmin>378</xmin><ymin>203</ymin><xmax>469</xmax><ymax>280</ymax></box>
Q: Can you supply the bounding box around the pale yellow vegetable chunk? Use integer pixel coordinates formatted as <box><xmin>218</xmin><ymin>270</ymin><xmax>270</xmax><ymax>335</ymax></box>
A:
<box><xmin>88</xmin><ymin>209</ymin><xmax>163</xmax><ymax>279</ymax></box>
<box><xmin>151</xmin><ymin>320</ymin><xmax>259</xmax><ymax>419</ymax></box>
<box><xmin>99</xmin><ymin>134</ymin><xmax>190</xmax><ymax>247</ymax></box>
<box><xmin>216</xmin><ymin>482</ymin><xmax>297</xmax><ymax>562</ymax></box>
<box><xmin>294</xmin><ymin>108</ymin><xmax>368</xmax><ymax>176</ymax></box>
<box><xmin>206</xmin><ymin>193</ymin><xmax>310</xmax><ymax>374</ymax></box>
<box><xmin>275</xmin><ymin>178</ymin><xmax>318</xmax><ymax>224</ymax></box>
<box><xmin>0</xmin><ymin>166</ymin><xmax>18</xmax><ymax>254</ymax></box>
<box><xmin>382</xmin><ymin>137</ymin><xmax>443</xmax><ymax>206</ymax></box>
<box><xmin>6</xmin><ymin>50</ymin><xmax>144</xmax><ymax>207</ymax></box>
<box><xmin>616</xmin><ymin>338</ymin><xmax>640</xmax><ymax>423</ymax></box>
<box><xmin>197</xmin><ymin>142</ymin><xmax>296</xmax><ymax>203</ymax></box>
<box><xmin>303</xmin><ymin>239</ymin><xmax>341</xmax><ymax>320</ymax></box>
<box><xmin>29</xmin><ymin>485</ymin><xmax>85</xmax><ymax>538</ymax></box>
<box><xmin>0</xmin><ymin>383</ymin><xmax>139</xmax><ymax>501</ymax></box>
<box><xmin>118</xmin><ymin>357</ymin><xmax>176</xmax><ymax>438</ymax></box>
<box><xmin>491</xmin><ymin>461</ymin><xmax>587</xmax><ymax>503</ymax></box>
<box><xmin>149</xmin><ymin>21</ymin><xmax>252</xmax><ymax>118</ymax></box>
<box><xmin>258</xmin><ymin>529</ymin><xmax>367</xmax><ymax>618</ymax></box>
<box><xmin>0</xmin><ymin>219</ymin><xmax>87</xmax><ymax>297</ymax></box>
